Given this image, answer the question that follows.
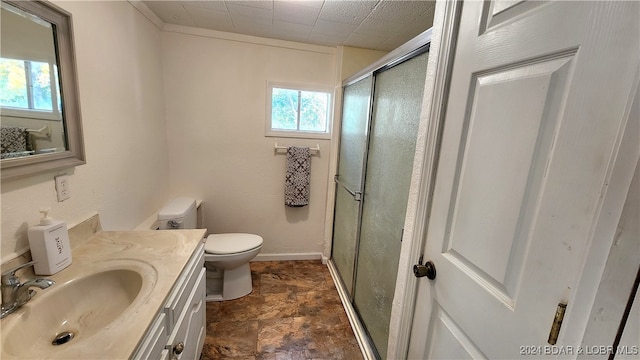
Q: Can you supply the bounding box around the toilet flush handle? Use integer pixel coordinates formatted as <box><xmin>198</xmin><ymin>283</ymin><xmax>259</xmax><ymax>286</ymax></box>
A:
<box><xmin>168</xmin><ymin>220</ymin><xmax>183</xmax><ymax>229</ymax></box>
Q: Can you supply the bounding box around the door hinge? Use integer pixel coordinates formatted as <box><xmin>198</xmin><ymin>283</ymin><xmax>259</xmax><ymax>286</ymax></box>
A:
<box><xmin>548</xmin><ymin>302</ymin><xmax>567</xmax><ymax>345</ymax></box>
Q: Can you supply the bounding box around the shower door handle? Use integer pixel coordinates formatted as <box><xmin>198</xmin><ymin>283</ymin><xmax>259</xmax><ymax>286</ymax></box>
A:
<box><xmin>334</xmin><ymin>176</ymin><xmax>362</xmax><ymax>201</ymax></box>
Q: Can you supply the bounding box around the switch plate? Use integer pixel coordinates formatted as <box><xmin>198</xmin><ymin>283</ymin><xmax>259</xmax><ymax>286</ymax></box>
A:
<box><xmin>54</xmin><ymin>174</ymin><xmax>70</xmax><ymax>202</ymax></box>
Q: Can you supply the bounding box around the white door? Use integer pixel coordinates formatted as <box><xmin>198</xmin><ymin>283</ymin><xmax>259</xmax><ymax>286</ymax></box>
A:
<box><xmin>407</xmin><ymin>1</ymin><xmax>639</xmax><ymax>359</ymax></box>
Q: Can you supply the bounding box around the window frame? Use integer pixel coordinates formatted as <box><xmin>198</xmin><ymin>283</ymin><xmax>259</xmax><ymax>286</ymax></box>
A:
<box><xmin>265</xmin><ymin>81</ymin><xmax>333</xmax><ymax>140</ymax></box>
<box><xmin>0</xmin><ymin>57</ymin><xmax>62</xmax><ymax>121</ymax></box>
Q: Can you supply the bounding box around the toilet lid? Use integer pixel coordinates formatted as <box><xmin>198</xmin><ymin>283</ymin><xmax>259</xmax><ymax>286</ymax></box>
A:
<box><xmin>205</xmin><ymin>233</ymin><xmax>263</xmax><ymax>254</ymax></box>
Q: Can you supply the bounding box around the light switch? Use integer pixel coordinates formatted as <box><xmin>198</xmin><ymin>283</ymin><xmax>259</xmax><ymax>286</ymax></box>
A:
<box><xmin>55</xmin><ymin>174</ymin><xmax>70</xmax><ymax>202</ymax></box>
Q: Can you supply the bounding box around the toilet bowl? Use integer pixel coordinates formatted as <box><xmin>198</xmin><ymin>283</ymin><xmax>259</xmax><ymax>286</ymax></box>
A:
<box><xmin>204</xmin><ymin>233</ymin><xmax>263</xmax><ymax>301</ymax></box>
<box><xmin>157</xmin><ymin>198</ymin><xmax>263</xmax><ymax>302</ymax></box>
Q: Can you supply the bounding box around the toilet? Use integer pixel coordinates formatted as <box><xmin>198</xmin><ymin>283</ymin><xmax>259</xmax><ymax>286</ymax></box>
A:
<box><xmin>158</xmin><ymin>197</ymin><xmax>263</xmax><ymax>302</ymax></box>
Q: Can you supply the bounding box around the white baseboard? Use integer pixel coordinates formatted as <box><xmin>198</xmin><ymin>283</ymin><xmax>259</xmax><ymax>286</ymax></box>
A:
<box><xmin>252</xmin><ymin>253</ymin><xmax>324</xmax><ymax>262</ymax></box>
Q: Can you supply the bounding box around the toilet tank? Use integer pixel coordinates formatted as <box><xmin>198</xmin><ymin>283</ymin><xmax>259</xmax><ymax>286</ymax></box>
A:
<box><xmin>158</xmin><ymin>197</ymin><xmax>197</xmax><ymax>229</ymax></box>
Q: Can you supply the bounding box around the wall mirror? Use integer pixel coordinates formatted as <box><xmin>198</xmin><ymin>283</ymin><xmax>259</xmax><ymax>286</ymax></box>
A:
<box><xmin>1</xmin><ymin>0</ymin><xmax>84</xmax><ymax>181</ymax></box>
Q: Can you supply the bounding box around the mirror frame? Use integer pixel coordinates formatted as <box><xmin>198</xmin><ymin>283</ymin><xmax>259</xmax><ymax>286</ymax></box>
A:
<box><xmin>1</xmin><ymin>0</ymin><xmax>84</xmax><ymax>181</ymax></box>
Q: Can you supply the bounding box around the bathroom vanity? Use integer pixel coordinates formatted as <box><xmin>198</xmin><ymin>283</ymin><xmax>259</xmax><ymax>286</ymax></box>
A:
<box><xmin>133</xmin><ymin>241</ymin><xmax>206</xmax><ymax>359</ymax></box>
<box><xmin>0</xmin><ymin>229</ymin><xmax>206</xmax><ymax>359</ymax></box>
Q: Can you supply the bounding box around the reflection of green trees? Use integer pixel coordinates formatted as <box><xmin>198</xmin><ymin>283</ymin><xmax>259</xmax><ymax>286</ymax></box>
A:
<box><xmin>300</xmin><ymin>91</ymin><xmax>328</xmax><ymax>131</ymax></box>
<box><xmin>31</xmin><ymin>62</ymin><xmax>52</xmax><ymax>110</ymax></box>
<box><xmin>271</xmin><ymin>88</ymin><xmax>329</xmax><ymax>132</ymax></box>
<box><xmin>0</xmin><ymin>58</ymin><xmax>52</xmax><ymax>110</ymax></box>
<box><xmin>272</xmin><ymin>88</ymin><xmax>298</xmax><ymax>130</ymax></box>
<box><xmin>0</xmin><ymin>59</ymin><xmax>28</xmax><ymax>107</ymax></box>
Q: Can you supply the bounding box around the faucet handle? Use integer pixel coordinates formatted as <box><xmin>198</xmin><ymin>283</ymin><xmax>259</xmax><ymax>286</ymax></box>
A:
<box><xmin>1</xmin><ymin>261</ymin><xmax>37</xmax><ymax>285</ymax></box>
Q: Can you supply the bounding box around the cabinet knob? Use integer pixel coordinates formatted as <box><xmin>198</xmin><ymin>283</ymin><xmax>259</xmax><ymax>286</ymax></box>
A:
<box><xmin>173</xmin><ymin>341</ymin><xmax>184</xmax><ymax>355</ymax></box>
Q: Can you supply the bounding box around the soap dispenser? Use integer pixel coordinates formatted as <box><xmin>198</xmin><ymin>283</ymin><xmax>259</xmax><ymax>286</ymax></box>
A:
<box><xmin>27</xmin><ymin>208</ymin><xmax>72</xmax><ymax>275</ymax></box>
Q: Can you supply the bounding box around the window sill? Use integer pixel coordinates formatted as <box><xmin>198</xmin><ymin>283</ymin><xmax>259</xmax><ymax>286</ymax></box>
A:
<box><xmin>265</xmin><ymin>130</ymin><xmax>331</xmax><ymax>140</ymax></box>
<box><xmin>1</xmin><ymin>108</ymin><xmax>62</xmax><ymax>121</ymax></box>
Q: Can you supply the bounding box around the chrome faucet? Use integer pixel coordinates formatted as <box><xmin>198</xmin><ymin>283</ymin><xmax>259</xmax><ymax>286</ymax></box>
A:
<box><xmin>1</xmin><ymin>261</ymin><xmax>55</xmax><ymax>319</ymax></box>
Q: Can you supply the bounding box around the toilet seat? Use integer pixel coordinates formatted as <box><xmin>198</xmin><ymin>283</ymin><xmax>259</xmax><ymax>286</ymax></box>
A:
<box><xmin>205</xmin><ymin>233</ymin><xmax>263</xmax><ymax>255</ymax></box>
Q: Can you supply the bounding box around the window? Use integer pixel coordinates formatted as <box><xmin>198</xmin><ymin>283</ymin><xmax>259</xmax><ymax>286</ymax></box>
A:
<box><xmin>0</xmin><ymin>57</ymin><xmax>61</xmax><ymax>119</ymax></box>
<box><xmin>266</xmin><ymin>82</ymin><xmax>332</xmax><ymax>139</ymax></box>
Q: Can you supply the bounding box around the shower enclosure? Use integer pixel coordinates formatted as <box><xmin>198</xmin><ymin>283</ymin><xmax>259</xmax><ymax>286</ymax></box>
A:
<box><xmin>330</xmin><ymin>32</ymin><xmax>431</xmax><ymax>359</ymax></box>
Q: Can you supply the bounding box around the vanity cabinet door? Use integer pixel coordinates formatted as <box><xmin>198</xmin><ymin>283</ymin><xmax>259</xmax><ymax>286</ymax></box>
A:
<box><xmin>166</xmin><ymin>268</ymin><xmax>206</xmax><ymax>360</ymax></box>
<box><xmin>160</xmin><ymin>349</ymin><xmax>170</xmax><ymax>360</ymax></box>
<box><xmin>132</xmin><ymin>313</ymin><xmax>168</xmax><ymax>360</ymax></box>
<box><xmin>164</xmin><ymin>243</ymin><xmax>205</xmax><ymax>328</ymax></box>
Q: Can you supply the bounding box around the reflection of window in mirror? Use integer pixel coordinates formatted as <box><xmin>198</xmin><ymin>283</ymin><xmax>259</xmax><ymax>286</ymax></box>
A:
<box><xmin>0</xmin><ymin>59</ymin><xmax>61</xmax><ymax>119</ymax></box>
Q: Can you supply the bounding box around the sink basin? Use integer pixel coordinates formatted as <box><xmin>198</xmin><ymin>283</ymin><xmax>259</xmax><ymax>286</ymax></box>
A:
<box><xmin>1</xmin><ymin>260</ymin><xmax>156</xmax><ymax>358</ymax></box>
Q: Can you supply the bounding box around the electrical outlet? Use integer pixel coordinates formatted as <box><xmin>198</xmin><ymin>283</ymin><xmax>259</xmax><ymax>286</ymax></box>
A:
<box><xmin>55</xmin><ymin>174</ymin><xmax>70</xmax><ymax>202</ymax></box>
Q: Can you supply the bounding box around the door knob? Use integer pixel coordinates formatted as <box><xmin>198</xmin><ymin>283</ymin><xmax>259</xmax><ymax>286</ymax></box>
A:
<box><xmin>413</xmin><ymin>260</ymin><xmax>436</xmax><ymax>280</ymax></box>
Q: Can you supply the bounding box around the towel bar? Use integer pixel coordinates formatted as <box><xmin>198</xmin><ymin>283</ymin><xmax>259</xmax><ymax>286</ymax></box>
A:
<box><xmin>26</xmin><ymin>124</ymin><xmax>51</xmax><ymax>137</ymax></box>
<box><xmin>274</xmin><ymin>142</ymin><xmax>320</xmax><ymax>155</ymax></box>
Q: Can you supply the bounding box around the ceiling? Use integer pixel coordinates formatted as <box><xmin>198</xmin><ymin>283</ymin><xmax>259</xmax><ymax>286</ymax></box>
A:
<box><xmin>142</xmin><ymin>0</ymin><xmax>436</xmax><ymax>51</ymax></box>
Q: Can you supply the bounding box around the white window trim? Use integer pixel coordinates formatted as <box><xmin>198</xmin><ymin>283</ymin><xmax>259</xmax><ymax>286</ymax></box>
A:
<box><xmin>265</xmin><ymin>81</ymin><xmax>333</xmax><ymax>140</ymax></box>
<box><xmin>0</xmin><ymin>107</ymin><xmax>62</xmax><ymax>121</ymax></box>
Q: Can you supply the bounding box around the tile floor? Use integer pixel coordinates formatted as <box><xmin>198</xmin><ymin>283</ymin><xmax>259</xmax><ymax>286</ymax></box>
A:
<box><xmin>201</xmin><ymin>260</ymin><xmax>364</xmax><ymax>360</ymax></box>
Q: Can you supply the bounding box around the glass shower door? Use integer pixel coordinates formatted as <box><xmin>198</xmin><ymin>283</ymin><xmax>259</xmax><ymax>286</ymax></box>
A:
<box><xmin>353</xmin><ymin>51</ymin><xmax>429</xmax><ymax>358</ymax></box>
<box><xmin>331</xmin><ymin>75</ymin><xmax>372</xmax><ymax>295</ymax></box>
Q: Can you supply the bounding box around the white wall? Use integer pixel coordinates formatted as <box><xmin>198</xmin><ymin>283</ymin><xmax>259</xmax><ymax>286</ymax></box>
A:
<box><xmin>1</xmin><ymin>1</ymin><xmax>170</xmax><ymax>262</ymax></box>
<box><xmin>340</xmin><ymin>46</ymin><xmax>387</xmax><ymax>81</ymax></box>
<box><xmin>1</xmin><ymin>6</ymin><xmax>56</xmax><ymax>63</ymax></box>
<box><xmin>161</xmin><ymin>28</ymin><xmax>336</xmax><ymax>258</ymax></box>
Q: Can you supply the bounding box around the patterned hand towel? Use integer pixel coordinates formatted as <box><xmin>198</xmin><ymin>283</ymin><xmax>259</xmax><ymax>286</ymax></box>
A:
<box><xmin>1</xmin><ymin>126</ymin><xmax>32</xmax><ymax>158</ymax></box>
<box><xmin>285</xmin><ymin>146</ymin><xmax>311</xmax><ymax>207</ymax></box>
